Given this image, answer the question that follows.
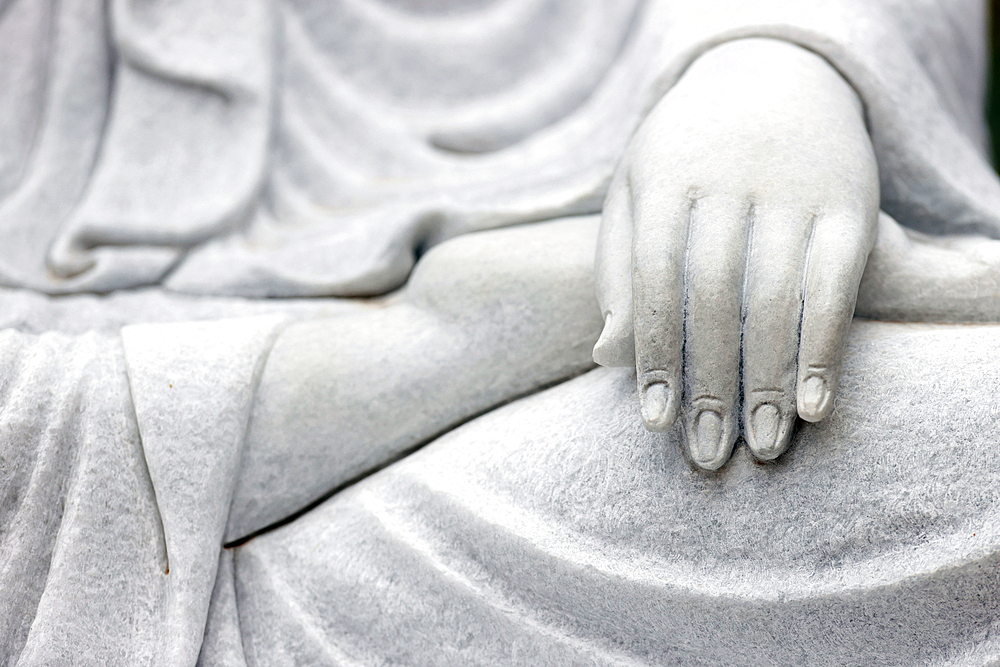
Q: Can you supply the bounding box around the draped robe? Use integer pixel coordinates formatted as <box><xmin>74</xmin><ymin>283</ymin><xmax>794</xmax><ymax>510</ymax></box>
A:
<box><xmin>0</xmin><ymin>0</ymin><xmax>996</xmax><ymax>295</ymax></box>
<box><xmin>2</xmin><ymin>0</ymin><xmax>1000</xmax><ymax>665</ymax></box>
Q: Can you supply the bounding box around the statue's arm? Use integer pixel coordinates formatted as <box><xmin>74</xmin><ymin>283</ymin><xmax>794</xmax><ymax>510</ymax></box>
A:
<box><xmin>227</xmin><ymin>217</ymin><xmax>604</xmax><ymax>542</ymax></box>
<box><xmin>856</xmin><ymin>212</ymin><xmax>1000</xmax><ymax>322</ymax></box>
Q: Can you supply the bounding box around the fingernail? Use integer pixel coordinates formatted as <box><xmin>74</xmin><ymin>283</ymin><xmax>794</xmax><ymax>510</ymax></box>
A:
<box><xmin>750</xmin><ymin>403</ymin><xmax>781</xmax><ymax>458</ymax></box>
<box><xmin>641</xmin><ymin>382</ymin><xmax>673</xmax><ymax>430</ymax></box>
<box><xmin>799</xmin><ymin>375</ymin><xmax>828</xmax><ymax>421</ymax></box>
<box><xmin>691</xmin><ymin>410</ymin><xmax>723</xmax><ymax>466</ymax></box>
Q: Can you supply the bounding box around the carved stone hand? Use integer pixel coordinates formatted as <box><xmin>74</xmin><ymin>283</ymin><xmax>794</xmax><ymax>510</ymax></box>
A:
<box><xmin>593</xmin><ymin>38</ymin><xmax>879</xmax><ymax>469</ymax></box>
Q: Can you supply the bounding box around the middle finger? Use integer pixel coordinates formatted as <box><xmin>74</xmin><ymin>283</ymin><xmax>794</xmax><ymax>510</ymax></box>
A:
<box><xmin>682</xmin><ymin>194</ymin><xmax>749</xmax><ymax>470</ymax></box>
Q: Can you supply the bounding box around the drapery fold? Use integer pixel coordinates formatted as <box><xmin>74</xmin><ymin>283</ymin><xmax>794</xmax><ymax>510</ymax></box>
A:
<box><xmin>0</xmin><ymin>0</ymin><xmax>274</xmax><ymax>293</ymax></box>
<box><xmin>0</xmin><ymin>0</ymin><xmax>995</xmax><ymax>295</ymax></box>
<box><xmin>1</xmin><ymin>317</ymin><xmax>283</xmax><ymax>666</ymax></box>
<box><xmin>231</xmin><ymin>325</ymin><xmax>1000</xmax><ymax>665</ymax></box>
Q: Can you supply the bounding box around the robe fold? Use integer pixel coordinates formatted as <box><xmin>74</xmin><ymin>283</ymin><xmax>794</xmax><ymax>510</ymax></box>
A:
<box><xmin>8</xmin><ymin>317</ymin><xmax>1000</xmax><ymax>665</ymax></box>
<box><xmin>226</xmin><ymin>325</ymin><xmax>1000</xmax><ymax>666</ymax></box>
<box><xmin>0</xmin><ymin>318</ymin><xmax>285</xmax><ymax>666</ymax></box>
<box><xmin>2</xmin><ymin>0</ymin><xmax>1000</xmax><ymax>665</ymax></box>
<box><xmin>0</xmin><ymin>0</ymin><xmax>995</xmax><ymax>295</ymax></box>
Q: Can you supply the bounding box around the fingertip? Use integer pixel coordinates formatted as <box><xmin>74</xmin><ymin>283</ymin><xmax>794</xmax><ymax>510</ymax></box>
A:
<box><xmin>593</xmin><ymin>312</ymin><xmax>636</xmax><ymax>367</ymax></box>
<box><xmin>682</xmin><ymin>404</ymin><xmax>737</xmax><ymax>471</ymax></box>
<box><xmin>639</xmin><ymin>379</ymin><xmax>679</xmax><ymax>432</ymax></box>
<box><xmin>745</xmin><ymin>401</ymin><xmax>795</xmax><ymax>460</ymax></box>
<box><xmin>797</xmin><ymin>373</ymin><xmax>833</xmax><ymax>422</ymax></box>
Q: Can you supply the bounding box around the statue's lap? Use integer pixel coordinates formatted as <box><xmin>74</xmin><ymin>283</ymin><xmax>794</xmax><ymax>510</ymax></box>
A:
<box><xmin>231</xmin><ymin>321</ymin><xmax>1000</xmax><ymax>666</ymax></box>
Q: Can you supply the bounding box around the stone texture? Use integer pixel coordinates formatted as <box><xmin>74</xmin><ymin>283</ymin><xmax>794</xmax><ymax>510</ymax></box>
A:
<box><xmin>3</xmin><ymin>0</ymin><xmax>1000</xmax><ymax>665</ymax></box>
<box><xmin>228</xmin><ymin>217</ymin><xmax>603</xmax><ymax>542</ymax></box>
<box><xmin>233</xmin><ymin>321</ymin><xmax>1000</xmax><ymax>666</ymax></box>
<box><xmin>0</xmin><ymin>0</ymin><xmax>997</xmax><ymax>296</ymax></box>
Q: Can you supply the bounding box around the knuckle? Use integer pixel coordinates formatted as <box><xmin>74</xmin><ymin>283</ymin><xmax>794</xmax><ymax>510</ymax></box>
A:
<box><xmin>634</xmin><ymin>321</ymin><xmax>674</xmax><ymax>353</ymax></box>
<box><xmin>746</xmin><ymin>386</ymin><xmax>792</xmax><ymax>404</ymax></box>
<box><xmin>639</xmin><ymin>369</ymin><xmax>677</xmax><ymax>386</ymax></box>
<box><xmin>748</xmin><ymin>281</ymin><xmax>801</xmax><ymax>315</ymax></box>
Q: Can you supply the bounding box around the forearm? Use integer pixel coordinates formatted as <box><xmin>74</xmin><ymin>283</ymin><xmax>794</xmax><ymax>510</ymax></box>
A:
<box><xmin>857</xmin><ymin>213</ymin><xmax>1000</xmax><ymax>322</ymax></box>
<box><xmin>227</xmin><ymin>217</ymin><xmax>604</xmax><ymax>541</ymax></box>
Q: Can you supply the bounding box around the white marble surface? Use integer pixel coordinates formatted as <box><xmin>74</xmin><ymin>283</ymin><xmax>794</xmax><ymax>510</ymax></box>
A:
<box><xmin>231</xmin><ymin>321</ymin><xmax>1000</xmax><ymax>666</ymax></box>
<box><xmin>3</xmin><ymin>0</ymin><xmax>1000</xmax><ymax>664</ymax></box>
<box><xmin>0</xmin><ymin>0</ymin><xmax>996</xmax><ymax>296</ymax></box>
<box><xmin>593</xmin><ymin>38</ymin><xmax>879</xmax><ymax>468</ymax></box>
<box><xmin>229</xmin><ymin>217</ymin><xmax>604</xmax><ymax>541</ymax></box>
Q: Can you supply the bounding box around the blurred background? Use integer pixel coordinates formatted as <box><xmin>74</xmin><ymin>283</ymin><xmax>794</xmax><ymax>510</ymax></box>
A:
<box><xmin>987</xmin><ymin>1</ymin><xmax>1000</xmax><ymax>161</ymax></box>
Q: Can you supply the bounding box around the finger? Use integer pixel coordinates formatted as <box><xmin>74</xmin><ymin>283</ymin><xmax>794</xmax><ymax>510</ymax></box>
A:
<box><xmin>630</xmin><ymin>186</ymin><xmax>687</xmax><ymax>432</ymax></box>
<box><xmin>593</xmin><ymin>167</ymin><xmax>636</xmax><ymax>367</ymax></box>
<box><xmin>741</xmin><ymin>206</ymin><xmax>810</xmax><ymax>460</ymax></box>
<box><xmin>681</xmin><ymin>195</ymin><xmax>747</xmax><ymax>469</ymax></box>
<box><xmin>797</xmin><ymin>211</ymin><xmax>876</xmax><ymax>422</ymax></box>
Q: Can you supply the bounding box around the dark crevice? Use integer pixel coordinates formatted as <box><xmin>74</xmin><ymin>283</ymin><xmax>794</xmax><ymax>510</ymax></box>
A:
<box><xmin>988</xmin><ymin>0</ymin><xmax>1000</xmax><ymax>167</ymax></box>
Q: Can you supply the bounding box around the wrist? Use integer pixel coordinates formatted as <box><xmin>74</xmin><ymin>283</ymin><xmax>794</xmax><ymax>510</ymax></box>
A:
<box><xmin>681</xmin><ymin>38</ymin><xmax>863</xmax><ymax>118</ymax></box>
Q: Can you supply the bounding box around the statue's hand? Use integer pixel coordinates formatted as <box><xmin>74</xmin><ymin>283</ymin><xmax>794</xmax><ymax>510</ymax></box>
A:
<box><xmin>593</xmin><ymin>38</ymin><xmax>879</xmax><ymax>470</ymax></box>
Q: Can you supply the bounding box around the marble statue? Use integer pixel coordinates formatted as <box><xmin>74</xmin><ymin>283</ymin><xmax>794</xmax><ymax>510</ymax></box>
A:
<box><xmin>4</xmin><ymin>0</ymin><xmax>1000</xmax><ymax>664</ymax></box>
